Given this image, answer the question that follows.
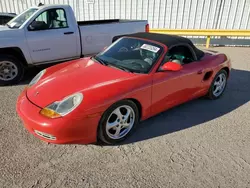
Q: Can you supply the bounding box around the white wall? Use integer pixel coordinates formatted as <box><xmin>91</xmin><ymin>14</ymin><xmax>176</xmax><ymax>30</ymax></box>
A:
<box><xmin>0</xmin><ymin>0</ymin><xmax>249</xmax><ymax>29</ymax></box>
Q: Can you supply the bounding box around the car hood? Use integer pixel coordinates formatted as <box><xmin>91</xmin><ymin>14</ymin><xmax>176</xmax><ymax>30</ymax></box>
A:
<box><xmin>27</xmin><ymin>58</ymin><xmax>136</xmax><ymax>107</ymax></box>
<box><xmin>0</xmin><ymin>25</ymin><xmax>11</xmax><ymax>31</ymax></box>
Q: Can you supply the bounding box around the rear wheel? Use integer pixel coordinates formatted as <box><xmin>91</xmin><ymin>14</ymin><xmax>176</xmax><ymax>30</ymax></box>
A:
<box><xmin>207</xmin><ymin>69</ymin><xmax>228</xmax><ymax>100</ymax></box>
<box><xmin>98</xmin><ymin>100</ymin><xmax>139</xmax><ymax>145</ymax></box>
<box><xmin>0</xmin><ymin>55</ymin><xmax>24</xmax><ymax>86</ymax></box>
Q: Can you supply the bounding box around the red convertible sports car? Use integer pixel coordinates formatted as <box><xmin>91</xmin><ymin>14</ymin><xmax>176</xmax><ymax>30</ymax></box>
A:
<box><xmin>16</xmin><ymin>32</ymin><xmax>231</xmax><ymax>145</ymax></box>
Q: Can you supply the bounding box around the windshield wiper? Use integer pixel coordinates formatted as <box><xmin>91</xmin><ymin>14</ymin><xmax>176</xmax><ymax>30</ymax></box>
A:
<box><xmin>91</xmin><ymin>56</ymin><xmax>107</xmax><ymax>65</ymax></box>
<box><xmin>91</xmin><ymin>56</ymin><xmax>135</xmax><ymax>73</ymax></box>
<box><xmin>107</xmin><ymin>63</ymin><xmax>134</xmax><ymax>73</ymax></box>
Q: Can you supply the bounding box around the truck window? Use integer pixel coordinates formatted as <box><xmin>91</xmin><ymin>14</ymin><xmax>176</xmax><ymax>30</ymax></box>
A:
<box><xmin>35</xmin><ymin>11</ymin><xmax>48</xmax><ymax>25</ymax></box>
<box><xmin>31</xmin><ymin>8</ymin><xmax>68</xmax><ymax>30</ymax></box>
<box><xmin>7</xmin><ymin>8</ymin><xmax>38</xmax><ymax>29</ymax></box>
<box><xmin>55</xmin><ymin>9</ymin><xmax>68</xmax><ymax>28</ymax></box>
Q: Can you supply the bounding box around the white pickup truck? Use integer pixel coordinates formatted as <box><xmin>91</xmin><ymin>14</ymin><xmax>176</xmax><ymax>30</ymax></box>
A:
<box><xmin>0</xmin><ymin>4</ymin><xmax>149</xmax><ymax>85</ymax></box>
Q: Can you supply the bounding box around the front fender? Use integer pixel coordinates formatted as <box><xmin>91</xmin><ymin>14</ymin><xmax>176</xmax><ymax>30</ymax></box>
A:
<box><xmin>0</xmin><ymin>29</ymin><xmax>32</xmax><ymax>64</ymax></box>
<box><xmin>81</xmin><ymin>74</ymin><xmax>153</xmax><ymax>120</ymax></box>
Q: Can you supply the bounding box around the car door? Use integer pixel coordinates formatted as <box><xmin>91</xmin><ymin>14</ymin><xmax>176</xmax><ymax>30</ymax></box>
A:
<box><xmin>25</xmin><ymin>8</ymin><xmax>78</xmax><ymax>64</ymax></box>
<box><xmin>151</xmin><ymin>45</ymin><xmax>206</xmax><ymax>116</ymax></box>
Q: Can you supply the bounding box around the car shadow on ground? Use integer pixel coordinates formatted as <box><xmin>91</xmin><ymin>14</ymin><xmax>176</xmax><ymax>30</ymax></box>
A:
<box><xmin>120</xmin><ymin>68</ymin><xmax>250</xmax><ymax>145</ymax></box>
<box><xmin>18</xmin><ymin>67</ymin><xmax>42</xmax><ymax>85</ymax></box>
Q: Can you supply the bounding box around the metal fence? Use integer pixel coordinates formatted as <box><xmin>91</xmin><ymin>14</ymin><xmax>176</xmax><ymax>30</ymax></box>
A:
<box><xmin>0</xmin><ymin>0</ymin><xmax>250</xmax><ymax>30</ymax></box>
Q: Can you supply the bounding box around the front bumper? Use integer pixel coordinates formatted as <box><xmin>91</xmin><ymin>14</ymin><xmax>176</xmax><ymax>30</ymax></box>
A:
<box><xmin>16</xmin><ymin>89</ymin><xmax>101</xmax><ymax>144</ymax></box>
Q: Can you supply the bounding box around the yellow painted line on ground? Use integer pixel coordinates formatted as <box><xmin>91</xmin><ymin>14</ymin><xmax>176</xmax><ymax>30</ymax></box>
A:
<box><xmin>150</xmin><ymin>29</ymin><xmax>250</xmax><ymax>48</ymax></box>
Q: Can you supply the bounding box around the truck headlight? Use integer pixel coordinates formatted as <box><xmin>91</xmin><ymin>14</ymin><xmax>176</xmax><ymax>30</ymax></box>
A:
<box><xmin>40</xmin><ymin>93</ymin><xmax>83</xmax><ymax>118</ymax></box>
<box><xmin>29</xmin><ymin>69</ymin><xmax>46</xmax><ymax>86</ymax></box>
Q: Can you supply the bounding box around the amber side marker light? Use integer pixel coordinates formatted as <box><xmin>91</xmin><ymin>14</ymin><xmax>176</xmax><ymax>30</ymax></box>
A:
<box><xmin>40</xmin><ymin>108</ymin><xmax>61</xmax><ymax>118</ymax></box>
<box><xmin>145</xmin><ymin>24</ymin><xmax>150</xmax><ymax>32</ymax></box>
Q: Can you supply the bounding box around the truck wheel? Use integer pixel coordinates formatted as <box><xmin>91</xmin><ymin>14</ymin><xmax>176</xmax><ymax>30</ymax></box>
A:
<box><xmin>0</xmin><ymin>55</ymin><xmax>24</xmax><ymax>86</ymax></box>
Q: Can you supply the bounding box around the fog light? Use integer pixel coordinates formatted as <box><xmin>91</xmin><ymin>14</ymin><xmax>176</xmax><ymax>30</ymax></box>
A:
<box><xmin>34</xmin><ymin>130</ymin><xmax>56</xmax><ymax>140</ymax></box>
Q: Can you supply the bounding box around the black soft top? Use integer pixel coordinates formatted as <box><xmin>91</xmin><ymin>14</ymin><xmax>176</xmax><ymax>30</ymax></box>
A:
<box><xmin>113</xmin><ymin>32</ymin><xmax>204</xmax><ymax>60</ymax></box>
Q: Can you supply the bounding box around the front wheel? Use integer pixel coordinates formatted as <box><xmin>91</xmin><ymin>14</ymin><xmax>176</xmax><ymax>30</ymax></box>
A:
<box><xmin>98</xmin><ymin>100</ymin><xmax>139</xmax><ymax>145</ymax></box>
<box><xmin>0</xmin><ymin>55</ymin><xmax>24</xmax><ymax>86</ymax></box>
<box><xmin>207</xmin><ymin>69</ymin><xmax>228</xmax><ymax>100</ymax></box>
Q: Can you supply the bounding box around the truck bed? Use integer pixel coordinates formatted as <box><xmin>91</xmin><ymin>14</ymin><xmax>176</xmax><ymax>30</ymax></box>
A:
<box><xmin>77</xmin><ymin>19</ymin><xmax>147</xmax><ymax>26</ymax></box>
<box><xmin>78</xmin><ymin>19</ymin><xmax>148</xmax><ymax>56</ymax></box>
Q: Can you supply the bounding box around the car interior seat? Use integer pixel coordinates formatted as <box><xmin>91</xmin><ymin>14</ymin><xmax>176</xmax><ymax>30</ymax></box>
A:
<box><xmin>49</xmin><ymin>11</ymin><xmax>63</xmax><ymax>28</ymax></box>
<box><xmin>171</xmin><ymin>59</ymin><xmax>182</xmax><ymax>65</ymax></box>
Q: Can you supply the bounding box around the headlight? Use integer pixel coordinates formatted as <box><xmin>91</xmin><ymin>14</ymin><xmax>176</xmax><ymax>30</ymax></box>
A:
<box><xmin>29</xmin><ymin>69</ymin><xmax>46</xmax><ymax>86</ymax></box>
<box><xmin>40</xmin><ymin>93</ymin><xmax>83</xmax><ymax>118</ymax></box>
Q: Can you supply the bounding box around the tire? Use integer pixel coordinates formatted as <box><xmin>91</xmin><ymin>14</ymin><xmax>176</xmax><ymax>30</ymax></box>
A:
<box><xmin>0</xmin><ymin>55</ymin><xmax>24</xmax><ymax>86</ymax></box>
<box><xmin>207</xmin><ymin>69</ymin><xmax>228</xmax><ymax>100</ymax></box>
<box><xmin>98</xmin><ymin>100</ymin><xmax>139</xmax><ymax>145</ymax></box>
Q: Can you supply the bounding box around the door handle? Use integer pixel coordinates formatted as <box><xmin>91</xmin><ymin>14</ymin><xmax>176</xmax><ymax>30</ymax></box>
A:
<box><xmin>197</xmin><ymin>70</ymin><xmax>203</xmax><ymax>74</ymax></box>
<box><xmin>64</xmin><ymin>32</ymin><xmax>74</xmax><ymax>35</ymax></box>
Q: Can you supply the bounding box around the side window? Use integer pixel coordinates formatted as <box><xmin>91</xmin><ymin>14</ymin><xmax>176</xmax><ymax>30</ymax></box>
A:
<box><xmin>163</xmin><ymin>45</ymin><xmax>195</xmax><ymax>65</ymax></box>
<box><xmin>29</xmin><ymin>8</ymin><xmax>68</xmax><ymax>31</ymax></box>
<box><xmin>35</xmin><ymin>11</ymin><xmax>48</xmax><ymax>24</ymax></box>
<box><xmin>47</xmin><ymin>9</ymin><xmax>68</xmax><ymax>29</ymax></box>
<box><xmin>54</xmin><ymin>9</ymin><xmax>68</xmax><ymax>28</ymax></box>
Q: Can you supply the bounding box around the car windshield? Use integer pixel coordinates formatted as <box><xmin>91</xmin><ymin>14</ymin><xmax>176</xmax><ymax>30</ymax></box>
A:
<box><xmin>7</xmin><ymin>8</ymin><xmax>38</xmax><ymax>29</ymax></box>
<box><xmin>94</xmin><ymin>37</ymin><xmax>163</xmax><ymax>73</ymax></box>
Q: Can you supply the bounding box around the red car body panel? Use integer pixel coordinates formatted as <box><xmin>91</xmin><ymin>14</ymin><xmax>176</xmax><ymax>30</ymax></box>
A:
<box><xmin>17</xmin><ymin>88</ymin><xmax>100</xmax><ymax>144</ymax></box>
<box><xmin>27</xmin><ymin>58</ymin><xmax>137</xmax><ymax>107</ymax></box>
<box><xmin>16</xmin><ymin>37</ymin><xmax>231</xmax><ymax>144</ymax></box>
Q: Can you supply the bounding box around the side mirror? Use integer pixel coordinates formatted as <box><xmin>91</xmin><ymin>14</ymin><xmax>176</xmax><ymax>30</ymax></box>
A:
<box><xmin>28</xmin><ymin>21</ymin><xmax>48</xmax><ymax>31</ymax></box>
<box><xmin>159</xmin><ymin>62</ymin><xmax>183</xmax><ymax>71</ymax></box>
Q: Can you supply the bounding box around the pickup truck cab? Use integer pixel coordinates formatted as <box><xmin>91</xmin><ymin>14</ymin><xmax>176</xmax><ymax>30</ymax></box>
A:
<box><xmin>0</xmin><ymin>4</ymin><xmax>149</xmax><ymax>85</ymax></box>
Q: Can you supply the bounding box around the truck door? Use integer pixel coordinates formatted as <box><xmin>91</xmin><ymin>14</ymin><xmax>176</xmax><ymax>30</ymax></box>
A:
<box><xmin>25</xmin><ymin>8</ymin><xmax>78</xmax><ymax>63</ymax></box>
